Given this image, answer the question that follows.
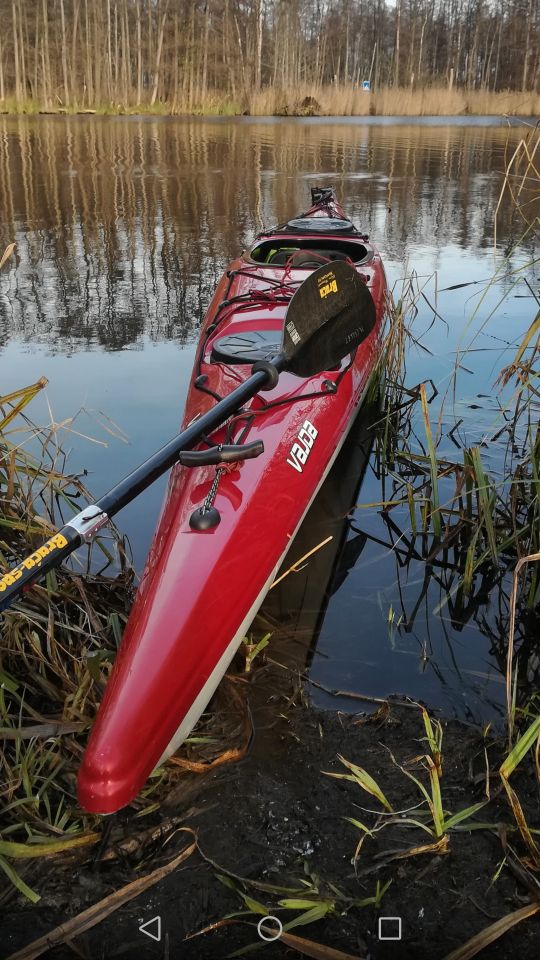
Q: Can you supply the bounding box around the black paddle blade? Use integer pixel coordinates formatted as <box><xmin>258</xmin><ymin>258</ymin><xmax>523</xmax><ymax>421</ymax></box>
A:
<box><xmin>281</xmin><ymin>260</ymin><xmax>377</xmax><ymax>377</ymax></box>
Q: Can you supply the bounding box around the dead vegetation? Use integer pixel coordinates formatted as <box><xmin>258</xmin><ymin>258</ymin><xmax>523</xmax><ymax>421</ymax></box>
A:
<box><xmin>248</xmin><ymin>85</ymin><xmax>540</xmax><ymax>119</ymax></box>
<box><xmin>0</xmin><ymin>367</ymin><xmax>252</xmax><ymax>908</ymax></box>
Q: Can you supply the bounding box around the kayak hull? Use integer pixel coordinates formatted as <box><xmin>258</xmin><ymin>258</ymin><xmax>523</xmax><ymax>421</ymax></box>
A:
<box><xmin>78</xmin><ymin>195</ymin><xmax>387</xmax><ymax>813</ymax></box>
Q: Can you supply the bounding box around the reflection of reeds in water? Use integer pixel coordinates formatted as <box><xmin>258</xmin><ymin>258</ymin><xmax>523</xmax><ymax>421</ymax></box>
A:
<box><xmin>0</xmin><ymin>118</ymin><xmax>536</xmax><ymax>353</ymax></box>
<box><xmin>495</xmin><ymin>122</ymin><xmax>540</xmax><ymax>250</ymax></box>
<box><xmin>373</xmin><ymin>166</ymin><xmax>540</xmax><ymax>739</ymax></box>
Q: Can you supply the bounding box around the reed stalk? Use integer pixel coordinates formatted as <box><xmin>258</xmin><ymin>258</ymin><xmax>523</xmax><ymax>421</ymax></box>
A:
<box><xmin>371</xmin><ymin>185</ymin><xmax>540</xmax><ymax>735</ymax></box>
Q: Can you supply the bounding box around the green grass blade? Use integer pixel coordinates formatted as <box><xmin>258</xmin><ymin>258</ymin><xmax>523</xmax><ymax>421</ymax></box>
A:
<box><xmin>327</xmin><ymin>756</ymin><xmax>394</xmax><ymax>812</ymax></box>
<box><xmin>420</xmin><ymin>382</ymin><xmax>441</xmax><ymax>536</ymax></box>
<box><xmin>470</xmin><ymin>447</ymin><xmax>498</xmax><ymax>562</ymax></box>
<box><xmin>500</xmin><ymin>714</ymin><xmax>540</xmax><ymax>778</ymax></box>
<box><xmin>0</xmin><ymin>854</ymin><xmax>40</xmax><ymax>903</ymax></box>
<box><xmin>443</xmin><ymin>801</ymin><xmax>488</xmax><ymax>831</ymax></box>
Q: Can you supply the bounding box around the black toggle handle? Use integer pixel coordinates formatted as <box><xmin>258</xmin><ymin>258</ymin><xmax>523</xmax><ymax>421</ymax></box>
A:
<box><xmin>178</xmin><ymin>440</ymin><xmax>264</xmax><ymax>468</ymax></box>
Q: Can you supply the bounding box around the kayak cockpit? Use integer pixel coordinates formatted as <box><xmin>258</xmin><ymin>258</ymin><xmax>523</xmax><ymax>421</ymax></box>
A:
<box><xmin>248</xmin><ymin>235</ymin><xmax>372</xmax><ymax>268</ymax></box>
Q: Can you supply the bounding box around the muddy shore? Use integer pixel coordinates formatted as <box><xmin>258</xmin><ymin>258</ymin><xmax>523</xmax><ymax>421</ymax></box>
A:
<box><xmin>3</xmin><ymin>670</ymin><xmax>539</xmax><ymax>960</ymax></box>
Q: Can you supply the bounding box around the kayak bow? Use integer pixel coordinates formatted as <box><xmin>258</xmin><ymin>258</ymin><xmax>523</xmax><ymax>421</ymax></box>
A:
<box><xmin>72</xmin><ymin>187</ymin><xmax>388</xmax><ymax>812</ymax></box>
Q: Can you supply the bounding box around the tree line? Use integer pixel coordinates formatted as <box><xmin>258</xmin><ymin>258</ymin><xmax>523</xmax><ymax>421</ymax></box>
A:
<box><xmin>0</xmin><ymin>0</ymin><xmax>538</xmax><ymax>110</ymax></box>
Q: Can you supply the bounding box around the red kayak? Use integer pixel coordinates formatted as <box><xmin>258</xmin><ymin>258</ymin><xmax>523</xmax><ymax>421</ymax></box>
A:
<box><xmin>77</xmin><ymin>188</ymin><xmax>387</xmax><ymax>813</ymax></box>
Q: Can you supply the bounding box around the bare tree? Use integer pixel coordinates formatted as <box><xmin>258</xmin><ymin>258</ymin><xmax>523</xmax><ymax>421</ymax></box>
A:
<box><xmin>0</xmin><ymin>0</ymin><xmax>537</xmax><ymax>109</ymax></box>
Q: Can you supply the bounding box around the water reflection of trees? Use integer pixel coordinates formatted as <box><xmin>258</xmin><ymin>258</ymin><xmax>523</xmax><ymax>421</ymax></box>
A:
<box><xmin>0</xmin><ymin>117</ymin><xmax>535</xmax><ymax>354</ymax></box>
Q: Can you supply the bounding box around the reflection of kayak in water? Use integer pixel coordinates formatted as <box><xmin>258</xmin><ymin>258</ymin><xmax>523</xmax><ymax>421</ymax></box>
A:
<box><xmin>260</xmin><ymin>399</ymin><xmax>376</xmax><ymax>674</ymax></box>
<box><xmin>77</xmin><ymin>188</ymin><xmax>387</xmax><ymax>814</ymax></box>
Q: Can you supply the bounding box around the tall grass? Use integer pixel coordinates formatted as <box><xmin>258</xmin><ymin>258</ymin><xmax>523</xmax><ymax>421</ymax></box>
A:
<box><xmin>371</xmin><ymin>125</ymin><xmax>540</xmax><ymax>747</ymax></box>
<box><xmin>0</xmin><ymin>376</ymin><xmax>135</xmax><ymax>900</ymax></box>
<box><xmin>373</xmin><ymin>274</ymin><xmax>540</xmax><ymax>716</ymax></box>
<box><xmin>248</xmin><ymin>85</ymin><xmax>540</xmax><ymax>118</ymax></box>
<box><xmin>0</xmin><ymin>376</ymin><xmax>250</xmax><ymax>902</ymax></box>
<box><xmin>2</xmin><ymin>85</ymin><xmax>540</xmax><ymax>117</ymax></box>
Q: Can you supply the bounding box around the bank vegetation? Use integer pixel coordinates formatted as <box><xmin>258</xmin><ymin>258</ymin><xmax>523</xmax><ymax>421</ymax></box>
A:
<box><xmin>0</xmin><ymin>0</ymin><xmax>539</xmax><ymax>116</ymax></box>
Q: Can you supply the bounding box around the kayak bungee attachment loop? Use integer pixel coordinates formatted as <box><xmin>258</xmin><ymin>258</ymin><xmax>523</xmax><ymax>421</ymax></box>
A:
<box><xmin>185</xmin><ymin>432</ymin><xmax>265</xmax><ymax>532</ymax></box>
<box><xmin>188</xmin><ymin>451</ymin><xmax>246</xmax><ymax>531</ymax></box>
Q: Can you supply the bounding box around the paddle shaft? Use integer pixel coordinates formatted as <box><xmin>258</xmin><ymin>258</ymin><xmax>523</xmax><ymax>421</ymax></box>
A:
<box><xmin>0</xmin><ymin>363</ymin><xmax>276</xmax><ymax>611</ymax></box>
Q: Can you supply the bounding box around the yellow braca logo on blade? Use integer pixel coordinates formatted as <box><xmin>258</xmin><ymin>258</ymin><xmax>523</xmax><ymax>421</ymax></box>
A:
<box><xmin>318</xmin><ymin>271</ymin><xmax>338</xmax><ymax>299</ymax></box>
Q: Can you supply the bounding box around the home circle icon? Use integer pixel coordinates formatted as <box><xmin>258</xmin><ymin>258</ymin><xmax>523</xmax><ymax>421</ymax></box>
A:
<box><xmin>257</xmin><ymin>915</ymin><xmax>283</xmax><ymax>941</ymax></box>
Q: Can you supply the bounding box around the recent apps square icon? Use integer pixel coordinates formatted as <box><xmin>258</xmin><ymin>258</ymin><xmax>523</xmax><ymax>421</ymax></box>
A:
<box><xmin>378</xmin><ymin>916</ymin><xmax>402</xmax><ymax>940</ymax></box>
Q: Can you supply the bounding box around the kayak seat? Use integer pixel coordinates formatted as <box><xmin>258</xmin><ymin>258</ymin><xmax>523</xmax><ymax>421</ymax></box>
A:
<box><xmin>211</xmin><ymin>329</ymin><xmax>281</xmax><ymax>365</ymax></box>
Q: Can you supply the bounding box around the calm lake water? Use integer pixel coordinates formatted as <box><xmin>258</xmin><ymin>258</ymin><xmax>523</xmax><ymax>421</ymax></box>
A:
<box><xmin>1</xmin><ymin>116</ymin><xmax>538</xmax><ymax>724</ymax></box>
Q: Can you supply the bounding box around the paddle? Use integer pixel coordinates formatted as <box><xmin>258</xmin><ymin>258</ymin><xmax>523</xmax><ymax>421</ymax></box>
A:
<box><xmin>0</xmin><ymin>261</ymin><xmax>376</xmax><ymax>612</ymax></box>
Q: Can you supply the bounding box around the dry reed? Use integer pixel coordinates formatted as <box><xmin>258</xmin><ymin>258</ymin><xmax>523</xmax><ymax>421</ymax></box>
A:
<box><xmin>246</xmin><ymin>85</ymin><xmax>540</xmax><ymax>118</ymax></box>
<box><xmin>3</xmin><ymin>85</ymin><xmax>540</xmax><ymax>118</ymax></box>
<box><xmin>0</xmin><ymin>377</ymin><xmax>250</xmax><ymax>902</ymax></box>
<box><xmin>363</xmin><ymin>129</ymin><xmax>540</xmax><ymax>895</ymax></box>
<box><xmin>374</xmin><ymin>269</ymin><xmax>540</xmax><ymax>712</ymax></box>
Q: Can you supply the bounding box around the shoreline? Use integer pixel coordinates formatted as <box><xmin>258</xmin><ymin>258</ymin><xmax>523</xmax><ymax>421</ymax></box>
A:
<box><xmin>0</xmin><ymin>111</ymin><xmax>536</xmax><ymax>123</ymax></box>
<box><xmin>1</xmin><ymin>85</ymin><xmax>539</xmax><ymax>120</ymax></box>
<box><xmin>4</xmin><ymin>695</ymin><xmax>539</xmax><ymax>960</ymax></box>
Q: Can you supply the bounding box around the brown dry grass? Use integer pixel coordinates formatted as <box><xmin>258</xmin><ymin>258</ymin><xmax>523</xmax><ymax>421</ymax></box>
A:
<box><xmin>0</xmin><ymin>376</ymin><xmax>251</xmax><ymax>904</ymax></box>
<box><xmin>248</xmin><ymin>84</ymin><xmax>540</xmax><ymax>118</ymax></box>
<box><xmin>3</xmin><ymin>85</ymin><xmax>540</xmax><ymax>118</ymax></box>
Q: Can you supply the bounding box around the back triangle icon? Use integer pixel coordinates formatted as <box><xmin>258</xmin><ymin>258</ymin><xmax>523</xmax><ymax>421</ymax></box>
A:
<box><xmin>139</xmin><ymin>916</ymin><xmax>161</xmax><ymax>942</ymax></box>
